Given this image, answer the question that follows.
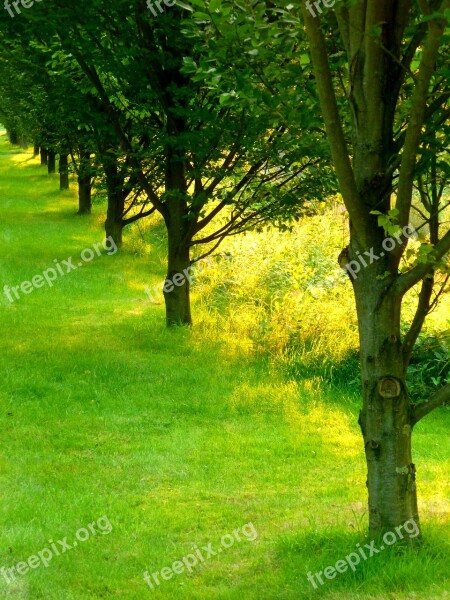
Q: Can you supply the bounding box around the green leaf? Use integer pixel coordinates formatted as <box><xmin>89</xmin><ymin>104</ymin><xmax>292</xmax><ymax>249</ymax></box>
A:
<box><xmin>175</xmin><ymin>0</ymin><xmax>193</xmax><ymax>10</ymax></box>
<box><xmin>192</xmin><ymin>11</ymin><xmax>211</xmax><ymax>20</ymax></box>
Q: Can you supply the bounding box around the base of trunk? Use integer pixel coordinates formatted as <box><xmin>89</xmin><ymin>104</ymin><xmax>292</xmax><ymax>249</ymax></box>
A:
<box><xmin>77</xmin><ymin>177</ymin><xmax>92</xmax><ymax>214</ymax></box>
<box><xmin>163</xmin><ymin>273</ymin><xmax>192</xmax><ymax>326</ymax></box>
<box><xmin>360</xmin><ymin>376</ymin><xmax>422</xmax><ymax>540</ymax></box>
<box><xmin>47</xmin><ymin>151</ymin><xmax>56</xmax><ymax>174</ymax></box>
<box><xmin>105</xmin><ymin>220</ymin><xmax>123</xmax><ymax>247</ymax></box>
<box><xmin>59</xmin><ymin>154</ymin><xmax>70</xmax><ymax>190</ymax></box>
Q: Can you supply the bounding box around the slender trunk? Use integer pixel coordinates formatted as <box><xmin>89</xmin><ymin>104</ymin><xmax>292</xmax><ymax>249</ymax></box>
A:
<box><xmin>77</xmin><ymin>151</ymin><xmax>92</xmax><ymax>215</ymax></box>
<box><xmin>104</xmin><ymin>160</ymin><xmax>124</xmax><ymax>247</ymax></box>
<box><xmin>163</xmin><ymin>144</ymin><xmax>192</xmax><ymax>326</ymax></box>
<box><xmin>47</xmin><ymin>151</ymin><xmax>56</xmax><ymax>174</ymax></box>
<box><xmin>33</xmin><ymin>143</ymin><xmax>40</xmax><ymax>157</ymax></box>
<box><xmin>164</xmin><ymin>234</ymin><xmax>192</xmax><ymax>326</ymax></box>
<box><xmin>59</xmin><ymin>154</ymin><xmax>69</xmax><ymax>190</ymax></box>
<box><xmin>78</xmin><ymin>179</ymin><xmax>92</xmax><ymax>214</ymax></box>
<box><xmin>354</xmin><ymin>266</ymin><xmax>420</xmax><ymax>538</ymax></box>
<box><xmin>40</xmin><ymin>148</ymin><xmax>48</xmax><ymax>166</ymax></box>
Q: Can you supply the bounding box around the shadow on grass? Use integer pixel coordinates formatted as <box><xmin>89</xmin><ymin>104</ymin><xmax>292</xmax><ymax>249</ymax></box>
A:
<box><xmin>275</xmin><ymin>525</ymin><xmax>450</xmax><ymax>599</ymax></box>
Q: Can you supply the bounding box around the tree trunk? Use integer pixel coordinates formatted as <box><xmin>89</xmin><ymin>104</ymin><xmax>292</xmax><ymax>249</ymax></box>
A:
<box><xmin>40</xmin><ymin>148</ymin><xmax>48</xmax><ymax>166</ymax></box>
<box><xmin>33</xmin><ymin>143</ymin><xmax>40</xmax><ymax>157</ymax></box>
<box><xmin>59</xmin><ymin>154</ymin><xmax>69</xmax><ymax>190</ymax></box>
<box><xmin>353</xmin><ymin>263</ymin><xmax>420</xmax><ymax>538</ymax></box>
<box><xmin>78</xmin><ymin>176</ymin><xmax>92</xmax><ymax>214</ymax></box>
<box><xmin>104</xmin><ymin>160</ymin><xmax>124</xmax><ymax>247</ymax></box>
<box><xmin>164</xmin><ymin>237</ymin><xmax>192</xmax><ymax>326</ymax></box>
<box><xmin>77</xmin><ymin>151</ymin><xmax>92</xmax><ymax>214</ymax></box>
<box><xmin>163</xmin><ymin>143</ymin><xmax>192</xmax><ymax>327</ymax></box>
<box><xmin>47</xmin><ymin>151</ymin><xmax>56</xmax><ymax>174</ymax></box>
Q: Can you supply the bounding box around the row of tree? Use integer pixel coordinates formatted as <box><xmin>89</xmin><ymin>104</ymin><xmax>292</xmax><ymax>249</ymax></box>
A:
<box><xmin>0</xmin><ymin>0</ymin><xmax>449</xmax><ymax>539</ymax></box>
<box><xmin>0</xmin><ymin>0</ymin><xmax>334</xmax><ymax>325</ymax></box>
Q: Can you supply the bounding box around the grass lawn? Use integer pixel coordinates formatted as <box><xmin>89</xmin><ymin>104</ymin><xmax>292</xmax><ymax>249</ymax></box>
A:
<box><xmin>0</xmin><ymin>131</ymin><xmax>449</xmax><ymax>599</ymax></box>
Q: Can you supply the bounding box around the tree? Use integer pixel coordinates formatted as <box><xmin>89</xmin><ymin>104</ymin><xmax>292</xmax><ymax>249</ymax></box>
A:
<box><xmin>0</xmin><ymin>38</ymin><xmax>87</xmax><ymax>202</ymax></box>
<box><xmin>2</xmin><ymin>0</ymin><xmax>331</xmax><ymax>326</ymax></box>
<box><xmin>299</xmin><ymin>0</ymin><xmax>450</xmax><ymax>537</ymax></box>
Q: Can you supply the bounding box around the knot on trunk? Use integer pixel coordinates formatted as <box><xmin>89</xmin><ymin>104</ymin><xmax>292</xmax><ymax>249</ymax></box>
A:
<box><xmin>378</xmin><ymin>376</ymin><xmax>401</xmax><ymax>398</ymax></box>
<box><xmin>365</xmin><ymin>439</ymin><xmax>381</xmax><ymax>460</ymax></box>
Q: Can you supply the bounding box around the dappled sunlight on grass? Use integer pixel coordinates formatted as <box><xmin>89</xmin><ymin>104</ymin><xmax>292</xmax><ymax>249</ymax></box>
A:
<box><xmin>1</xmin><ymin>133</ymin><xmax>449</xmax><ymax>598</ymax></box>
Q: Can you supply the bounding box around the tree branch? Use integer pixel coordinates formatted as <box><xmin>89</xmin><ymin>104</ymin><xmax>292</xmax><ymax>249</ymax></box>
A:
<box><xmin>301</xmin><ymin>1</ymin><xmax>368</xmax><ymax>243</ymax></box>
<box><xmin>411</xmin><ymin>383</ymin><xmax>450</xmax><ymax>425</ymax></box>
<box><xmin>67</xmin><ymin>45</ymin><xmax>168</xmax><ymax>219</ymax></box>
<box><xmin>402</xmin><ymin>274</ymin><xmax>434</xmax><ymax>368</ymax></box>
<box><xmin>395</xmin><ymin>228</ymin><xmax>450</xmax><ymax>295</ymax></box>
<box><xmin>396</xmin><ymin>2</ymin><xmax>450</xmax><ymax>229</ymax></box>
<box><xmin>122</xmin><ymin>206</ymin><xmax>156</xmax><ymax>226</ymax></box>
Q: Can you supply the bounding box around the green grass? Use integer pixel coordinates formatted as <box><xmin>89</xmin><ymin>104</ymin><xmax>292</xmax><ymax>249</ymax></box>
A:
<box><xmin>0</xmin><ymin>131</ymin><xmax>449</xmax><ymax>599</ymax></box>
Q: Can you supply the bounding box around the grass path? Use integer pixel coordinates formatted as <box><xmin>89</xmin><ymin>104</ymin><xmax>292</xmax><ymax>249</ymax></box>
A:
<box><xmin>0</xmin><ymin>133</ymin><xmax>449</xmax><ymax>599</ymax></box>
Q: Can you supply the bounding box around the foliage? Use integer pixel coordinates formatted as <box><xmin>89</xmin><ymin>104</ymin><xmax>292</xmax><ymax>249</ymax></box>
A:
<box><xmin>407</xmin><ymin>332</ymin><xmax>450</xmax><ymax>399</ymax></box>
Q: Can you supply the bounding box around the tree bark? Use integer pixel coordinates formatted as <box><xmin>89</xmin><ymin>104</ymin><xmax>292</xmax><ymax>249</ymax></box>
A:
<box><xmin>103</xmin><ymin>159</ymin><xmax>124</xmax><ymax>247</ymax></box>
<box><xmin>163</xmin><ymin>143</ymin><xmax>193</xmax><ymax>326</ymax></box>
<box><xmin>78</xmin><ymin>179</ymin><xmax>92</xmax><ymax>214</ymax></box>
<box><xmin>353</xmin><ymin>268</ymin><xmax>420</xmax><ymax>536</ymax></box>
<box><xmin>47</xmin><ymin>151</ymin><xmax>56</xmax><ymax>174</ymax></box>
<box><xmin>59</xmin><ymin>154</ymin><xmax>69</xmax><ymax>190</ymax></box>
<box><xmin>40</xmin><ymin>148</ymin><xmax>48</xmax><ymax>166</ymax></box>
<box><xmin>164</xmin><ymin>236</ymin><xmax>192</xmax><ymax>326</ymax></box>
<box><xmin>77</xmin><ymin>151</ymin><xmax>92</xmax><ymax>214</ymax></box>
<box><xmin>33</xmin><ymin>143</ymin><xmax>40</xmax><ymax>157</ymax></box>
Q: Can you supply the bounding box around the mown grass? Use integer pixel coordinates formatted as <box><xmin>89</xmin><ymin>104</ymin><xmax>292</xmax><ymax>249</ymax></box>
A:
<box><xmin>0</xmin><ymin>131</ymin><xmax>449</xmax><ymax>599</ymax></box>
